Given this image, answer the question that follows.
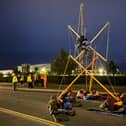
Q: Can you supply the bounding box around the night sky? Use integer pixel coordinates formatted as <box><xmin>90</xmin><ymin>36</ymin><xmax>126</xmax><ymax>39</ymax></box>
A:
<box><xmin>0</xmin><ymin>0</ymin><xmax>126</xmax><ymax>71</ymax></box>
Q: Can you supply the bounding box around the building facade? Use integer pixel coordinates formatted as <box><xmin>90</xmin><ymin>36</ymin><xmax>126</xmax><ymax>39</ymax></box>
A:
<box><xmin>18</xmin><ymin>63</ymin><xmax>51</xmax><ymax>73</ymax></box>
<box><xmin>0</xmin><ymin>63</ymin><xmax>51</xmax><ymax>77</ymax></box>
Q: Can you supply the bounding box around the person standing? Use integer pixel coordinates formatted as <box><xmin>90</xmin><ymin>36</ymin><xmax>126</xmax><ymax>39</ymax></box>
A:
<box><xmin>33</xmin><ymin>73</ymin><xmax>39</xmax><ymax>87</ymax></box>
<box><xmin>42</xmin><ymin>74</ymin><xmax>47</xmax><ymax>88</ymax></box>
<box><xmin>27</xmin><ymin>73</ymin><xmax>33</xmax><ymax>88</ymax></box>
<box><xmin>12</xmin><ymin>74</ymin><xmax>18</xmax><ymax>91</ymax></box>
<box><xmin>20</xmin><ymin>74</ymin><xmax>24</xmax><ymax>86</ymax></box>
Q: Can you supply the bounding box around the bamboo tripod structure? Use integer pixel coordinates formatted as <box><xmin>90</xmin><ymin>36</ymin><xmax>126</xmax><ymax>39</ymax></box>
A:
<box><xmin>57</xmin><ymin>3</ymin><xmax>118</xmax><ymax>101</ymax></box>
<box><xmin>57</xmin><ymin>50</ymin><xmax>118</xmax><ymax>101</ymax></box>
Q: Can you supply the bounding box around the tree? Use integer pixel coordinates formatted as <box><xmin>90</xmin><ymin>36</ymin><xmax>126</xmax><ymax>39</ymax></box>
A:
<box><xmin>0</xmin><ymin>72</ymin><xmax>3</xmax><ymax>78</ymax></box>
<box><xmin>13</xmin><ymin>66</ymin><xmax>18</xmax><ymax>75</ymax></box>
<box><xmin>107</xmin><ymin>60</ymin><xmax>119</xmax><ymax>74</ymax></box>
<box><xmin>107</xmin><ymin>60</ymin><xmax>119</xmax><ymax>85</ymax></box>
<box><xmin>51</xmin><ymin>48</ymin><xmax>76</xmax><ymax>75</ymax></box>
<box><xmin>7</xmin><ymin>72</ymin><xmax>12</xmax><ymax>77</ymax></box>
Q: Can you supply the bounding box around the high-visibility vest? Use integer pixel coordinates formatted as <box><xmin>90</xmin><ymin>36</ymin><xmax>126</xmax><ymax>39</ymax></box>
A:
<box><xmin>41</xmin><ymin>74</ymin><xmax>47</xmax><ymax>81</ymax></box>
<box><xmin>12</xmin><ymin>76</ymin><xmax>18</xmax><ymax>83</ymax></box>
<box><xmin>33</xmin><ymin>74</ymin><xmax>37</xmax><ymax>81</ymax></box>
<box><xmin>27</xmin><ymin>75</ymin><xmax>32</xmax><ymax>83</ymax></box>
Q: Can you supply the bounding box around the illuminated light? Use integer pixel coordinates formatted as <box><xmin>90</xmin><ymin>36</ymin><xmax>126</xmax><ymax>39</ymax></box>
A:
<box><xmin>99</xmin><ymin>68</ymin><xmax>104</xmax><ymax>73</ymax></box>
<box><xmin>42</xmin><ymin>67</ymin><xmax>46</xmax><ymax>72</ymax></box>
<box><xmin>98</xmin><ymin>67</ymin><xmax>104</xmax><ymax>75</ymax></box>
<box><xmin>39</xmin><ymin>67</ymin><xmax>48</xmax><ymax>74</ymax></box>
<box><xmin>98</xmin><ymin>67</ymin><xmax>107</xmax><ymax>75</ymax></box>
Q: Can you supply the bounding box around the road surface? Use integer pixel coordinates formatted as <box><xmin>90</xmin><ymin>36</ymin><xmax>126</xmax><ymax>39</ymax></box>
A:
<box><xmin>0</xmin><ymin>86</ymin><xmax>126</xmax><ymax>126</ymax></box>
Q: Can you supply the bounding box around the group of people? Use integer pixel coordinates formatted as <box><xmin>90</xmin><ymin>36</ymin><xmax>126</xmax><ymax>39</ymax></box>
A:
<box><xmin>12</xmin><ymin>73</ymin><xmax>47</xmax><ymax>91</ymax></box>
<box><xmin>76</xmin><ymin>88</ymin><xmax>100</xmax><ymax>100</ymax></box>
<box><xmin>76</xmin><ymin>88</ymin><xmax>126</xmax><ymax>114</ymax></box>
<box><xmin>48</xmin><ymin>88</ymin><xmax>126</xmax><ymax>122</ymax></box>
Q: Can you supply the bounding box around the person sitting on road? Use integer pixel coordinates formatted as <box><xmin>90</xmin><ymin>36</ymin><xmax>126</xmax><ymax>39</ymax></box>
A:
<box><xmin>83</xmin><ymin>88</ymin><xmax>100</xmax><ymax>100</ymax></box>
<box><xmin>76</xmin><ymin>89</ymin><xmax>85</xmax><ymax>99</ymax></box>
<box><xmin>63</xmin><ymin>91</ymin><xmax>73</xmax><ymax>110</ymax></box>
<box><xmin>99</xmin><ymin>94</ymin><xmax>124</xmax><ymax>112</ymax></box>
<box><xmin>48</xmin><ymin>94</ymin><xmax>75</xmax><ymax>122</ymax></box>
<box><xmin>48</xmin><ymin>95</ymin><xmax>63</xmax><ymax>115</ymax></box>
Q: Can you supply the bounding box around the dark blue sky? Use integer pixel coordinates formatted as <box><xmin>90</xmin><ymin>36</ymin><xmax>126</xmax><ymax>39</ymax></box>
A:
<box><xmin>0</xmin><ymin>0</ymin><xmax>126</xmax><ymax>71</ymax></box>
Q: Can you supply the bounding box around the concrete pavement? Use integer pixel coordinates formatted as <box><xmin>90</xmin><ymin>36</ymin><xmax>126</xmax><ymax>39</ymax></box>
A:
<box><xmin>0</xmin><ymin>82</ymin><xmax>126</xmax><ymax>95</ymax></box>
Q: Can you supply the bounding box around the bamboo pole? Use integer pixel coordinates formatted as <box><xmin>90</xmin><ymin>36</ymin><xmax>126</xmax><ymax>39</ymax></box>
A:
<box><xmin>57</xmin><ymin>55</ymin><xmax>93</xmax><ymax>101</ymax></box>
<box><xmin>88</xmin><ymin>46</ymin><xmax>107</xmax><ymax>62</ymax></box>
<box><xmin>70</xmin><ymin>55</ymin><xmax>118</xmax><ymax>101</ymax></box>
<box><xmin>75</xmin><ymin>50</ymin><xmax>84</xmax><ymax>60</ymax></box>
<box><xmin>90</xmin><ymin>21</ymin><xmax>110</xmax><ymax>44</ymax></box>
<box><xmin>89</xmin><ymin>52</ymin><xmax>96</xmax><ymax>92</ymax></box>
